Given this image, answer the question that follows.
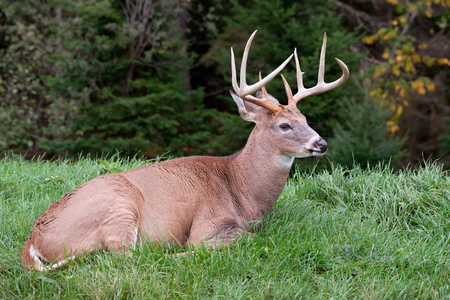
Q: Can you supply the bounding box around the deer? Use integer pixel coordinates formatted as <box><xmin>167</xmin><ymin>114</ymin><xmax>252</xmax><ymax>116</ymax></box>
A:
<box><xmin>21</xmin><ymin>30</ymin><xmax>349</xmax><ymax>271</ymax></box>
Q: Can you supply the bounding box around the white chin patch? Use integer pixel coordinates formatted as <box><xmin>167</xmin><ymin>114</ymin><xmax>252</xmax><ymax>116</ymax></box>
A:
<box><xmin>310</xmin><ymin>150</ymin><xmax>326</xmax><ymax>156</ymax></box>
<box><xmin>293</xmin><ymin>152</ymin><xmax>315</xmax><ymax>158</ymax></box>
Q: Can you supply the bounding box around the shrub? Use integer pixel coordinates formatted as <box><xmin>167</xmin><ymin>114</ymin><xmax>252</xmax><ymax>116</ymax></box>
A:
<box><xmin>329</xmin><ymin>78</ymin><xmax>406</xmax><ymax>168</ymax></box>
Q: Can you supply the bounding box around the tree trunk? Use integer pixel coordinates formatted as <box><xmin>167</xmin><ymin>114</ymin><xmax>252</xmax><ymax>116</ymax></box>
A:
<box><xmin>122</xmin><ymin>61</ymin><xmax>136</xmax><ymax>98</ymax></box>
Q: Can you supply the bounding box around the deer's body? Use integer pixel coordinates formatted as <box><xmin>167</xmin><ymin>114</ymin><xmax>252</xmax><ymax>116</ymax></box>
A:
<box><xmin>22</xmin><ymin>130</ymin><xmax>292</xmax><ymax>270</ymax></box>
<box><xmin>22</xmin><ymin>31</ymin><xmax>349</xmax><ymax>271</ymax></box>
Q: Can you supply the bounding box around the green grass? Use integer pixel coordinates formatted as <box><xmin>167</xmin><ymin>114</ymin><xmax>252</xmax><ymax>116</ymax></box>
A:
<box><xmin>1</xmin><ymin>154</ymin><xmax>450</xmax><ymax>299</ymax></box>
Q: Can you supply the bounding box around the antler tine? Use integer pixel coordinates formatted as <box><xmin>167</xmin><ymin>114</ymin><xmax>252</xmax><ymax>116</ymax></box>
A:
<box><xmin>259</xmin><ymin>72</ymin><xmax>270</xmax><ymax>100</ymax></box>
<box><xmin>231</xmin><ymin>30</ymin><xmax>293</xmax><ymax>112</ymax></box>
<box><xmin>292</xmin><ymin>32</ymin><xmax>350</xmax><ymax>104</ymax></box>
<box><xmin>294</xmin><ymin>48</ymin><xmax>305</xmax><ymax>90</ymax></box>
<box><xmin>317</xmin><ymin>32</ymin><xmax>327</xmax><ymax>85</ymax></box>
<box><xmin>288</xmin><ymin>48</ymin><xmax>305</xmax><ymax>106</ymax></box>
<box><xmin>281</xmin><ymin>74</ymin><xmax>295</xmax><ymax>104</ymax></box>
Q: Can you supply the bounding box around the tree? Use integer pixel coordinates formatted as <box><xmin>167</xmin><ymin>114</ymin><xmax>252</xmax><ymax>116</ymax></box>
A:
<box><xmin>120</xmin><ymin>0</ymin><xmax>180</xmax><ymax>97</ymax></box>
<box><xmin>38</xmin><ymin>0</ymin><xmax>216</xmax><ymax>157</ymax></box>
<box><xmin>0</xmin><ymin>1</ymin><xmax>57</xmax><ymax>155</ymax></box>
<box><xmin>329</xmin><ymin>77</ymin><xmax>406</xmax><ymax>168</ymax></box>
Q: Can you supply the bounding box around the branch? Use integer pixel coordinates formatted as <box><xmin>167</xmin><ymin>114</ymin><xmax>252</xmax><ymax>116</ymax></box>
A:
<box><xmin>399</xmin><ymin>9</ymin><xmax>419</xmax><ymax>38</ymax></box>
<box><xmin>332</xmin><ymin>0</ymin><xmax>385</xmax><ymax>32</ymax></box>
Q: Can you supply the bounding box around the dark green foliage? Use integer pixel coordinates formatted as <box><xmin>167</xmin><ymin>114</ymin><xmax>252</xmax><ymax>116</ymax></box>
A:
<box><xmin>329</xmin><ymin>78</ymin><xmax>406</xmax><ymax>168</ymax></box>
<box><xmin>36</xmin><ymin>0</ymin><xmax>201</xmax><ymax>157</ymax></box>
<box><xmin>1</xmin><ymin>0</ymin><xmax>362</xmax><ymax>159</ymax></box>
<box><xmin>41</xmin><ymin>80</ymin><xmax>246</xmax><ymax>157</ymax></box>
<box><xmin>0</xmin><ymin>2</ymin><xmax>56</xmax><ymax>153</ymax></box>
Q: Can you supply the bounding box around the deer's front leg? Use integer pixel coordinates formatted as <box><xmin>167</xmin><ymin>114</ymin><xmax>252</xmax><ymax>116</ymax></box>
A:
<box><xmin>205</xmin><ymin>227</ymin><xmax>245</xmax><ymax>248</ymax></box>
<box><xmin>187</xmin><ymin>218</ymin><xmax>246</xmax><ymax>248</ymax></box>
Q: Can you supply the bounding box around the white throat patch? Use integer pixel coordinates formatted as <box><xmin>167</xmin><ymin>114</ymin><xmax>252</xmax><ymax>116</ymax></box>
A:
<box><xmin>275</xmin><ymin>155</ymin><xmax>295</xmax><ymax>169</ymax></box>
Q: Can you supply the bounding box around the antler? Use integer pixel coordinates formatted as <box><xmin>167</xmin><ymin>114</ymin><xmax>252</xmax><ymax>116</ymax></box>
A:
<box><xmin>289</xmin><ymin>33</ymin><xmax>349</xmax><ymax>106</ymax></box>
<box><xmin>231</xmin><ymin>30</ymin><xmax>293</xmax><ymax>113</ymax></box>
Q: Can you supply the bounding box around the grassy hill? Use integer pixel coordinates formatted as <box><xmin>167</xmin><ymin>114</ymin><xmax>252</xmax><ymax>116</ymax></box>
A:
<box><xmin>1</xmin><ymin>155</ymin><xmax>449</xmax><ymax>298</ymax></box>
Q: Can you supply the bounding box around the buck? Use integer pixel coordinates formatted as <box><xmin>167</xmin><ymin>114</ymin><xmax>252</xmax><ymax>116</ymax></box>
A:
<box><xmin>22</xmin><ymin>31</ymin><xmax>349</xmax><ymax>271</ymax></box>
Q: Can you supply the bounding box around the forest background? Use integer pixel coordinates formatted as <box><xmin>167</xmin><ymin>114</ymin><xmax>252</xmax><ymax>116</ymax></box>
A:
<box><xmin>0</xmin><ymin>0</ymin><xmax>449</xmax><ymax>169</ymax></box>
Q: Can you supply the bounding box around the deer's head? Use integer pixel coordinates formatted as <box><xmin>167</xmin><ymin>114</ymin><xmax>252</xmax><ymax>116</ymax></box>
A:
<box><xmin>230</xmin><ymin>31</ymin><xmax>349</xmax><ymax>160</ymax></box>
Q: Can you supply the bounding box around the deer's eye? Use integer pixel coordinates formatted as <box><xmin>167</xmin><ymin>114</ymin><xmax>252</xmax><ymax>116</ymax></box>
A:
<box><xmin>279</xmin><ymin>123</ymin><xmax>292</xmax><ymax>131</ymax></box>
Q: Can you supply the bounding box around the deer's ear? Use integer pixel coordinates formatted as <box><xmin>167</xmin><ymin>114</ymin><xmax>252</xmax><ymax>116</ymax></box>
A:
<box><xmin>229</xmin><ymin>91</ymin><xmax>257</xmax><ymax>123</ymax></box>
<box><xmin>255</xmin><ymin>91</ymin><xmax>280</xmax><ymax>106</ymax></box>
<box><xmin>230</xmin><ymin>91</ymin><xmax>279</xmax><ymax>123</ymax></box>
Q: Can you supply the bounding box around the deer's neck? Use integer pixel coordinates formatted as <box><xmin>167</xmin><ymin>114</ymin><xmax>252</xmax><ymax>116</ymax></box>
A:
<box><xmin>229</xmin><ymin>126</ymin><xmax>293</xmax><ymax>217</ymax></box>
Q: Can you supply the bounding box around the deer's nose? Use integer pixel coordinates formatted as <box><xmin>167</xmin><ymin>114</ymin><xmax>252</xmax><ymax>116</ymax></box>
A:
<box><xmin>314</xmin><ymin>138</ymin><xmax>328</xmax><ymax>153</ymax></box>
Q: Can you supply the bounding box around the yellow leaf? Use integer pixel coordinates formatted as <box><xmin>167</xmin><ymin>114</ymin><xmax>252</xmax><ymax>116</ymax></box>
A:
<box><xmin>425</xmin><ymin>10</ymin><xmax>432</xmax><ymax>18</ymax></box>
<box><xmin>411</xmin><ymin>80</ymin><xmax>429</xmax><ymax>95</ymax></box>
<box><xmin>412</xmin><ymin>54</ymin><xmax>421</xmax><ymax>63</ymax></box>
<box><xmin>387</xmin><ymin>122</ymin><xmax>400</xmax><ymax>133</ymax></box>
<box><xmin>382</xmin><ymin>52</ymin><xmax>390</xmax><ymax>60</ymax></box>
<box><xmin>399</xmin><ymin>88</ymin><xmax>406</xmax><ymax>98</ymax></box>
<box><xmin>396</xmin><ymin>105</ymin><xmax>403</xmax><ymax>117</ymax></box>
<box><xmin>425</xmin><ymin>57</ymin><xmax>436</xmax><ymax>67</ymax></box>
<box><xmin>364</xmin><ymin>36</ymin><xmax>375</xmax><ymax>45</ymax></box>
<box><xmin>392</xmin><ymin>68</ymin><xmax>401</xmax><ymax>77</ymax></box>
<box><xmin>418</xmin><ymin>87</ymin><xmax>426</xmax><ymax>95</ymax></box>
<box><xmin>411</xmin><ymin>80</ymin><xmax>424</xmax><ymax>90</ymax></box>
<box><xmin>404</xmin><ymin>62</ymin><xmax>416</xmax><ymax>74</ymax></box>
<box><xmin>426</xmin><ymin>82</ymin><xmax>436</xmax><ymax>92</ymax></box>
<box><xmin>438</xmin><ymin>58</ymin><xmax>450</xmax><ymax>66</ymax></box>
<box><xmin>391</xmin><ymin>104</ymin><xmax>397</xmax><ymax>112</ymax></box>
<box><xmin>373</xmin><ymin>65</ymin><xmax>387</xmax><ymax>78</ymax></box>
